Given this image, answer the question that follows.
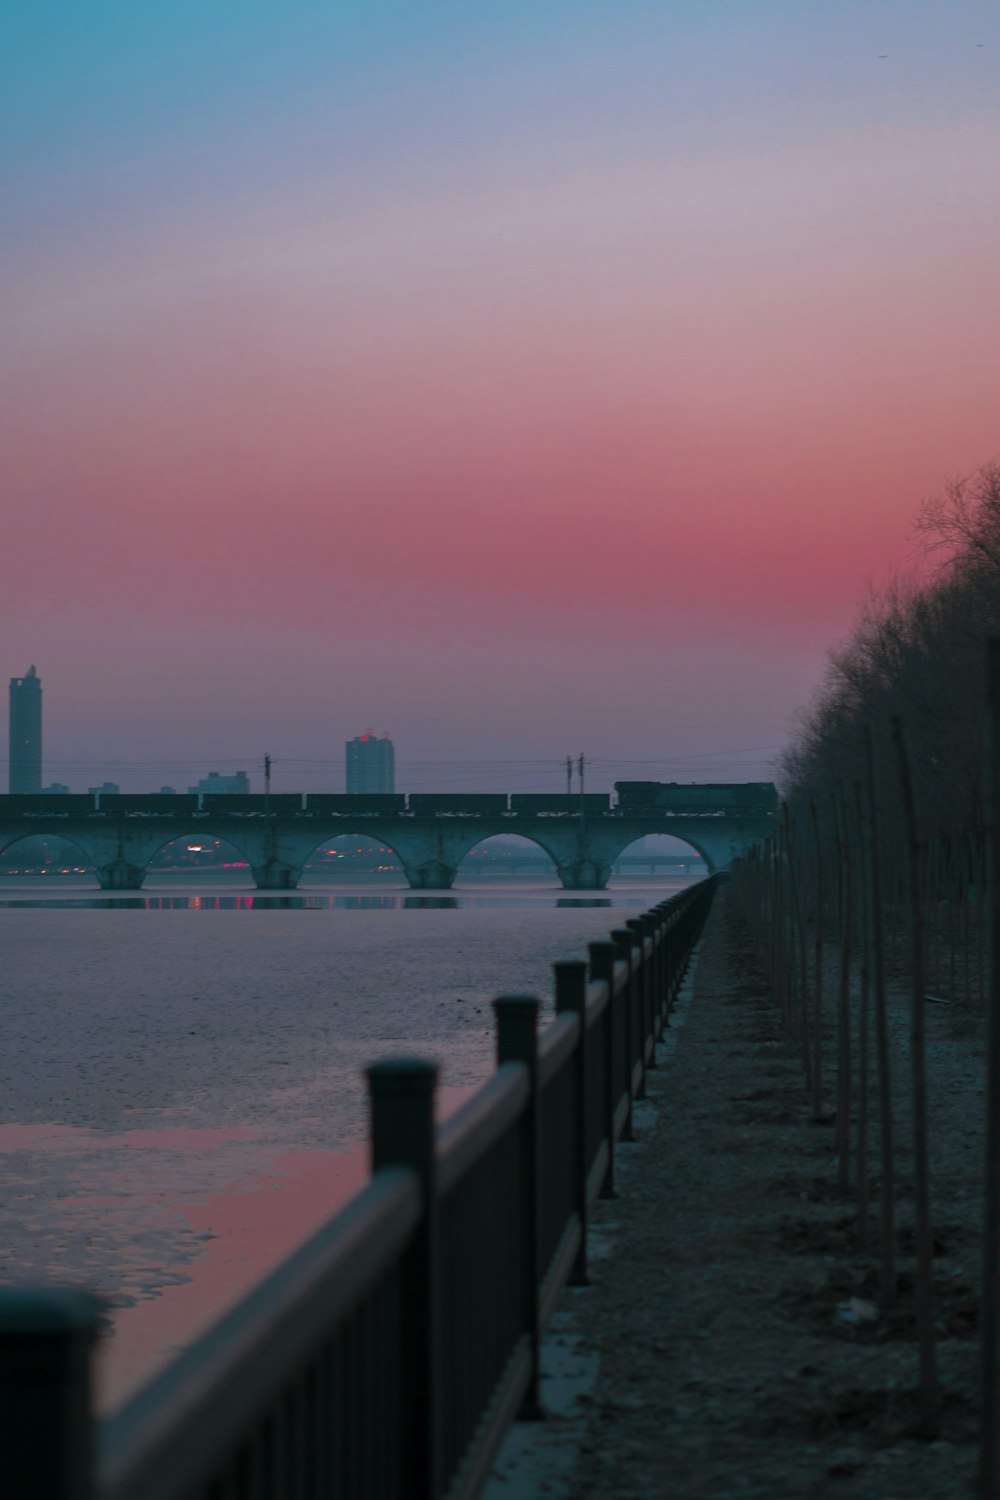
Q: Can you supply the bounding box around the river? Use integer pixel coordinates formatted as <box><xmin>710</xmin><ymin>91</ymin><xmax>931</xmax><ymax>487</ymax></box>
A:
<box><xmin>0</xmin><ymin>869</ymin><xmax>694</xmax><ymax>1407</ymax></box>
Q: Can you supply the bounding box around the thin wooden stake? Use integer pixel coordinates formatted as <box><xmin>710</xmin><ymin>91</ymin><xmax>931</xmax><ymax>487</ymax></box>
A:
<box><xmin>853</xmin><ymin>781</ymin><xmax>871</xmax><ymax>1246</ymax></box>
<box><xmin>788</xmin><ymin>808</ymin><xmax>812</xmax><ymax>1090</ymax></box>
<box><xmin>864</xmin><ymin>725</ymin><xmax>896</xmax><ymax>1310</ymax></box>
<box><xmin>891</xmin><ymin>714</ymin><xmax>938</xmax><ymax>1433</ymax></box>
<box><xmin>809</xmin><ymin>800</ymin><xmax>824</xmax><ymax>1121</ymax></box>
<box><xmin>979</xmin><ymin>640</ymin><xmax>1000</xmax><ymax>1498</ymax></box>
<box><xmin>833</xmin><ymin>787</ymin><xmax>853</xmax><ymax>1196</ymax></box>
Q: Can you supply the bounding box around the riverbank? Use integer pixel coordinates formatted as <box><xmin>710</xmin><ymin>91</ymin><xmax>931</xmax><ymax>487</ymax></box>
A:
<box><xmin>496</xmin><ymin>889</ymin><xmax>981</xmax><ymax>1498</ymax></box>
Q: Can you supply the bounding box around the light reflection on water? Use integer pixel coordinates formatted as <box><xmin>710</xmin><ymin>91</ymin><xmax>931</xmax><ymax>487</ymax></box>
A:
<box><xmin>0</xmin><ymin>891</ymin><xmax>642</xmax><ymax>911</ymax></box>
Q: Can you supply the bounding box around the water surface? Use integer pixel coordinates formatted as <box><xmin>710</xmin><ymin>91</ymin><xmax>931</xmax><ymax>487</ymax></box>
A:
<box><xmin>1</xmin><ymin>872</ymin><xmax>693</xmax><ymax>1403</ymax></box>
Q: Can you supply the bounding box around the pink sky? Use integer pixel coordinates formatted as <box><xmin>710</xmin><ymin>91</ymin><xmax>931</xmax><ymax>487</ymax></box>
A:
<box><xmin>3</xmin><ymin>4</ymin><xmax>999</xmax><ymax>790</ymax></box>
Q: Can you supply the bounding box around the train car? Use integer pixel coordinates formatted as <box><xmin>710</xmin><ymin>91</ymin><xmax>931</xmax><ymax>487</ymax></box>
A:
<box><xmin>304</xmin><ymin>794</ymin><xmax>406</xmax><ymax>816</ymax></box>
<box><xmin>95</xmin><ymin>794</ymin><xmax>200</xmax><ymax>816</ymax></box>
<box><xmin>612</xmin><ymin>782</ymin><xmax>662</xmax><ymax>809</ymax></box>
<box><xmin>407</xmin><ymin>794</ymin><xmax>510</xmax><ymax>816</ymax></box>
<box><xmin>509</xmin><ymin>793</ymin><xmax>611</xmax><ymax>815</ymax></box>
<box><xmin>200</xmin><ymin>793</ymin><xmax>305</xmax><ymax>816</ymax></box>
<box><xmin>614</xmin><ymin>781</ymin><xmax>779</xmax><ymax>815</ymax></box>
<box><xmin>0</xmin><ymin>793</ymin><xmax>96</xmax><ymax>816</ymax></box>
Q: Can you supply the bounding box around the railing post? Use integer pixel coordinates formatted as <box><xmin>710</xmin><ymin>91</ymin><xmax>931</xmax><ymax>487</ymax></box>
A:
<box><xmin>653</xmin><ymin>905</ymin><xmax>669</xmax><ymax>1028</ymax></box>
<box><xmin>627</xmin><ymin>917</ymin><xmax>656</xmax><ymax>1069</ymax></box>
<box><xmin>555</xmin><ymin>959</ymin><xmax>590</xmax><ymax>1286</ymax></box>
<box><xmin>0</xmin><ymin>1288</ymin><xmax>100</xmax><ymax>1500</ymax></box>
<box><xmin>367</xmin><ymin>1058</ymin><xmax>441</xmax><ymax>1500</ymax></box>
<box><xmin>658</xmin><ymin>904</ymin><xmax>672</xmax><ymax>1023</ymax></box>
<box><xmin>612</xmin><ymin>928</ymin><xmax>644</xmax><ymax>1109</ymax></box>
<box><xmin>589</xmin><ymin>939</ymin><xmax>624</xmax><ymax>1178</ymax></box>
<box><xmin>644</xmin><ymin>914</ymin><xmax>660</xmax><ymax>1058</ymax></box>
<box><xmin>666</xmin><ymin>906</ymin><xmax>680</xmax><ymax>1009</ymax></box>
<box><xmin>494</xmin><ymin>995</ymin><xmax>544</xmax><ymax>1419</ymax></box>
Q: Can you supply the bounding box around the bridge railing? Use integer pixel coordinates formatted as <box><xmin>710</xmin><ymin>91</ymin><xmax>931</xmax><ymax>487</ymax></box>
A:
<box><xmin>0</xmin><ymin>877</ymin><xmax>718</xmax><ymax>1500</ymax></box>
<box><xmin>0</xmin><ymin>790</ymin><xmax>777</xmax><ymax>820</ymax></box>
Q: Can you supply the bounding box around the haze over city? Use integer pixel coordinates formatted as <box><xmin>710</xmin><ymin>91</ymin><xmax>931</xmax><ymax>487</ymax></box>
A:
<box><xmin>4</xmin><ymin>3</ymin><xmax>998</xmax><ymax>788</ymax></box>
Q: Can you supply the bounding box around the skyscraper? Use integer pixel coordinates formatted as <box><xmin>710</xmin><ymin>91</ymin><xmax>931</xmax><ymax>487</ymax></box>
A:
<box><xmin>9</xmin><ymin>666</ymin><xmax>42</xmax><ymax>794</ymax></box>
<box><xmin>345</xmin><ymin>731</ymin><xmax>395</xmax><ymax>794</ymax></box>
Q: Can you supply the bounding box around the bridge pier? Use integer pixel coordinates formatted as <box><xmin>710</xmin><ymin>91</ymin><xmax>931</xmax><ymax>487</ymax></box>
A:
<box><xmin>557</xmin><ymin>859</ymin><xmax>612</xmax><ymax>892</ymax></box>
<box><xmin>251</xmin><ymin>860</ymin><xmax>303</xmax><ymax>891</ymax></box>
<box><xmin>96</xmin><ymin>859</ymin><xmax>147</xmax><ymax>891</ymax></box>
<box><xmin>403</xmin><ymin>859</ymin><xmax>458</xmax><ymax>890</ymax></box>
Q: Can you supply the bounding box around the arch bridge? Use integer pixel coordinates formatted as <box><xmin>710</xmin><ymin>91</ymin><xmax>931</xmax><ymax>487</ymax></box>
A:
<box><xmin>0</xmin><ymin>784</ymin><xmax>777</xmax><ymax>892</ymax></box>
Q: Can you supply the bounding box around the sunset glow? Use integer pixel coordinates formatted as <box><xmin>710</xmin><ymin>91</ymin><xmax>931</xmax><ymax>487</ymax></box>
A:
<box><xmin>4</xmin><ymin>2</ymin><xmax>999</xmax><ymax>786</ymax></box>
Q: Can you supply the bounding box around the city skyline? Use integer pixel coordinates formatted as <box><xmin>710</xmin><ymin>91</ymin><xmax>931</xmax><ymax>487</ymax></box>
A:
<box><xmin>7</xmin><ymin>662</ymin><xmax>784</xmax><ymax>795</ymax></box>
<box><xmin>1</xmin><ymin>676</ymin><xmax>771</xmax><ymax>794</ymax></box>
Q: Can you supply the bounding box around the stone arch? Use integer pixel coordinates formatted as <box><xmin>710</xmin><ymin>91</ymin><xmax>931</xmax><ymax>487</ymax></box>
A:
<box><xmin>605</xmin><ymin>831</ymin><xmax>710</xmax><ymax>882</ymax></box>
<box><xmin>0</xmin><ymin>829</ymin><xmax>95</xmax><ymax>871</ymax></box>
<box><xmin>296</xmin><ymin>831</ymin><xmax>405</xmax><ymax>879</ymax></box>
<box><xmin>453</xmin><ymin>832</ymin><xmax>561</xmax><ymax>883</ymax></box>
<box><xmin>142</xmin><ymin>829</ymin><xmax>256</xmax><ymax>873</ymax></box>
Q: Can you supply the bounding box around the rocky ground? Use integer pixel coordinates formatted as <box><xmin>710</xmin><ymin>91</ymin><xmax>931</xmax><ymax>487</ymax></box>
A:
<box><xmin>495</xmin><ymin>888</ymin><xmax>987</xmax><ymax>1499</ymax></box>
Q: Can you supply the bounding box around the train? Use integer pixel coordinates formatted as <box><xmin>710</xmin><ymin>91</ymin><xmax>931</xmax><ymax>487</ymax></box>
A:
<box><xmin>509</xmin><ymin>793</ymin><xmax>611</xmax><ymax>815</ymax></box>
<box><xmin>96</xmin><ymin>794</ymin><xmax>200</xmax><ymax>816</ymax></box>
<box><xmin>0</xmin><ymin>793</ymin><xmax>97</xmax><ymax>816</ymax></box>
<box><xmin>613</xmin><ymin>781</ymin><xmax>779</xmax><ymax>816</ymax></box>
<box><xmin>302</xmin><ymin>794</ymin><xmax>406</xmax><ymax>816</ymax></box>
<box><xmin>201</xmin><ymin>793</ymin><xmax>306</xmax><ymax>816</ymax></box>
<box><xmin>0</xmin><ymin>784</ymin><xmax>779</xmax><ymax>820</ymax></box>
<box><xmin>407</xmin><ymin>793</ymin><xmax>509</xmax><ymax>816</ymax></box>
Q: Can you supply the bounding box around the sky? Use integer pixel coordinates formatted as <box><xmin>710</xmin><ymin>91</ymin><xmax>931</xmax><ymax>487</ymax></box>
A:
<box><xmin>2</xmin><ymin>1</ymin><xmax>999</xmax><ymax>792</ymax></box>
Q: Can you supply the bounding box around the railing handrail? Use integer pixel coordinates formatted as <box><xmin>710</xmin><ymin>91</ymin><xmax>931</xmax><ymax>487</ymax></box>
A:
<box><xmin>436</xmin><ymin>1063</ymin><xmax>530</xmax><ymax>1197</ymax></box>
<box><xmin>584</xmin><ymin>977</ymin><xmax>610</xmax><ymax>1027</ymax></box>
<box><xmin>101</xmin><ymin>1166</ymin><xmax>420</xmax><ymax>1500</ymax></box>
<box><xmin>537</xmin><ymin>1012</ymin><xmax>580</xmax><ymax>1087</ymax></box>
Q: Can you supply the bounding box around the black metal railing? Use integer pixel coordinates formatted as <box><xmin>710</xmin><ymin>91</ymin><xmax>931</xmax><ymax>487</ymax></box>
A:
<box><xmin>0</xmin><ymin>876</ymin><xmax>717</xmax><ymax>1500</ymax></box>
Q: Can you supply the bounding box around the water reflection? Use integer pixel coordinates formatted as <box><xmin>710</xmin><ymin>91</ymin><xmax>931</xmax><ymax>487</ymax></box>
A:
<box><xmin>4</xmin><ymin>1087</ymin><xmax>480</xmax><ymax>1410</ymax></box>
<box><xmin>0</xmin><ymin>894</ymin><xmax>328</xmax><ymax>911</ymax></box>
<box><xmin>0</xmin><ymin>881</ymin><xmax>692</xmax><ymax>912</ymax></box>
<box><xmin>317</xmin><ymin>894</ymin><xmax>400</xmax><ymax>910</ymax></box>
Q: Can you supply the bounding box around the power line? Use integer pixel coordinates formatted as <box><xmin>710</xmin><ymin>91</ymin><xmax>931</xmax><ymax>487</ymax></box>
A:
<box><xmin>0</xmin><ymin>744</ymin><xmax>784</xmax><ymax>772</ymax></box>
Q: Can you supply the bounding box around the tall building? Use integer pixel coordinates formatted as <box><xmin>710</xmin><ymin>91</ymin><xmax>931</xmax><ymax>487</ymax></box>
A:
<box><xmin>9</xmin><ymin>666</ymin><xmax>42</xmax><ymax>794</ymax></box>
<box><xmin>346</xmin><ymin>731</ymin><xmax>395</xmax><ymax>794</ymax></box>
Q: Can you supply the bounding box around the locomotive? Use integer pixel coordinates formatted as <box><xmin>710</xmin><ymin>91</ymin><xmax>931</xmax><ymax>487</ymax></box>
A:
<box><xmin>613</xmin><ymin>781</ymin><xmax>778</xmax><ymax>816</ymax></box>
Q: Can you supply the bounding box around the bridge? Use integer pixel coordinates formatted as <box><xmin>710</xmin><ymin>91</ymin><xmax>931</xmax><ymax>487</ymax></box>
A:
<box><xmin>0</xmin><ymin>783</ymin><xmax>777</xmax><ymax>891</ymax></box>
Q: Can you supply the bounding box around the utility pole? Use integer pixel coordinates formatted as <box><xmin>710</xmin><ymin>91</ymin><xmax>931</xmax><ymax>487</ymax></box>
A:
<box><xmin>566</xmin><ymin>756</ymin><xmax>573</xmax><ymax>796</ymax></box>
<box><xmin>264</xmin><ymin>754</ymin><xmax>272</xmax><ymax>806</ymax></box>
<box><xmin>577</xmin><ymin>753</ymin><xmax>588</xmax><ymax>880</ymax></box>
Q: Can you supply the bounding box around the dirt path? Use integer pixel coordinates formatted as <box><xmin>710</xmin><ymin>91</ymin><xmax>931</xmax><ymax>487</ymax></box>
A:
<box><xmin>547</xmin><ymin>890</ymin><xmax>981</xmax><ymax>1499</ymax></box>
